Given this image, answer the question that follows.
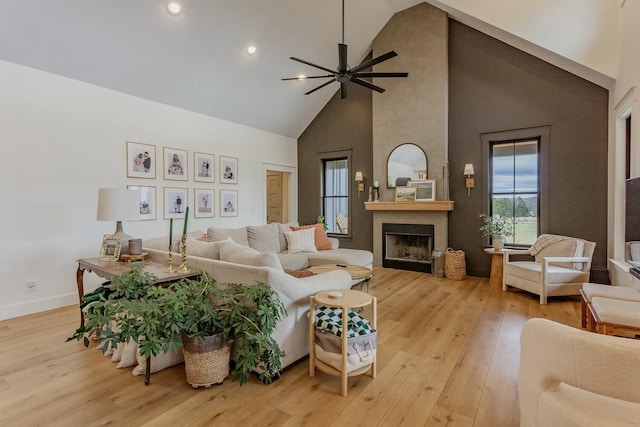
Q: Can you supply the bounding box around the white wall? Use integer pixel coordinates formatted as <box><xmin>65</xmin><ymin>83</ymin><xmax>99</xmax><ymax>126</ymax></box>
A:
<box><xmin>0</xmin><ymin>60</ymin><xmax>297</xmax><ymax>320</ymax></box>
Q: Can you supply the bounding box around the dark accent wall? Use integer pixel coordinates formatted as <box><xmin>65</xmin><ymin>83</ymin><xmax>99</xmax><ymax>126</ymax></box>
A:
<box><xmin>448</xmin><ymin>20</ymin><xmax>609</xmax><ymax>282</ymax></box>
<box><xmin>297</xmin><ymin>79</ymin><xmax>373</xmax><ymax>250</ymax></box>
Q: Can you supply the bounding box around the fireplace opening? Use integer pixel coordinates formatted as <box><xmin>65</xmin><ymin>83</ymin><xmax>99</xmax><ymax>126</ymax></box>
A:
<box><xmin>382</xmin><ymin>223</ymin><xmax>434</xmax><ymax>273</ymax></box>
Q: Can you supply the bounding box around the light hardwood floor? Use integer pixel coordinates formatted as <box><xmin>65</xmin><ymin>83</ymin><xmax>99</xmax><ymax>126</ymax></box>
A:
<box><xmin>0</xmin><ymin>268</ymin><xmax>581</xmax><ymax>426</ymax></box>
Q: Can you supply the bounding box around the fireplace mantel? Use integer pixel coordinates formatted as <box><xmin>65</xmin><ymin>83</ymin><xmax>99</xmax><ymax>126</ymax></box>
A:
<box><xmin>364</xmin><ymin>201</ymin><xmax>454</xmax><ymax>211</ymax></box>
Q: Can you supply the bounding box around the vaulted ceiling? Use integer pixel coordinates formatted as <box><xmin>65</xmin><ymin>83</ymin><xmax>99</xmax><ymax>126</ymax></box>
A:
<box><xmin>0</xmin><ymin>0</ymin><xmax>615</xmax><ymax>139</ymax></box>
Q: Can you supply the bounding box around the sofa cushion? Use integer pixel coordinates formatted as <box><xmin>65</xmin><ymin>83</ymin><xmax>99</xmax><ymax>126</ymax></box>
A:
<box><xmin>143</xmin><ymin>230</ymin><xmax>205</xmax><ymax>251</ymax></box>
<box><xmin>291</xmin><ymin>224</ymin><xmax>332</xmax><ymax>251</ymax></box>
<box><xmin>219</xmin><ymin>240</ymin><xmax>283</xmax><ymax>270</ymax></box>
<box><xmin>631</xmin><ymin>243</ymin><xmax>640</xmax><ymax>262</ymax></box>
<box><xmin>285</xmin><ymin>228</ymin><xmax>317</xmax><ymax>254</ymax></box>
<box><xmin>247</xmin><ymin>223</ymin><xmax>280</xmax><ymax>252</ymax></box>
<box><xmin>207</xmin><ymin>226</ymin><xmax>249</xmax><ymax>246</ymax></box>
<box><xmin>277</xmin><ymin>252</ymin><xmax>310</xmax><ymax>270</ymax></box>
<box><xmin>185</xmin><ymin>237</ymin><xmax>232</xmax><ymax>260</ymax></box>
<box><xmin>278</xmin><ymin>222</ymin><xmax>299</xmax><ymax>252</ymax></box>
<box><xmin>504</xmin><ymin>261</ymin><xmax>588</xmax><ymax>284</ymax></box>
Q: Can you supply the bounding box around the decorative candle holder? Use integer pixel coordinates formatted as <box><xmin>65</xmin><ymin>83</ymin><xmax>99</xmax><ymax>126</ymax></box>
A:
<box><xmin>166</xmin><ymin>244</ymin><xmax>174</xmax><ymax>273</ymax></box>
<box><xmin>178</xmin><ymin>235</ymin><xmax>189</xmax><ymax>273</ymax></box>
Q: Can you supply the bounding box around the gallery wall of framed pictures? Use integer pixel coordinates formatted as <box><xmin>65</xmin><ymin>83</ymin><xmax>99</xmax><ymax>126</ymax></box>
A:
<box><xmin>125</xmin><ymin>140</ymin><xmax>239</xmax><ymax>222</ymax></box>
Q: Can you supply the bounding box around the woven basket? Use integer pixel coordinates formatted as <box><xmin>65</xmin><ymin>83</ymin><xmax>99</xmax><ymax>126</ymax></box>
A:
<box><xmin>182</xmin><ymin>333</ymin><xmax>231</xmax><ymax>388</ymax></box>
<box><xmin>444</xmin><ymin>247</ymin><xmax>466</xmax><ymax>280</ymax></box>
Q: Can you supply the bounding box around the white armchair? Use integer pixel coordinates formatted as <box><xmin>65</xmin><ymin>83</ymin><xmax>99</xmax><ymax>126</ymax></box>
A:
<box><xmin>503</xmin><ymin>234</ymin><xmax>595</xmax><ymax>304</ymax></box>
<box><xmin>519</xmin><ymin>318</ymin><xmax>640</xmax><ymax>427</ymax></box>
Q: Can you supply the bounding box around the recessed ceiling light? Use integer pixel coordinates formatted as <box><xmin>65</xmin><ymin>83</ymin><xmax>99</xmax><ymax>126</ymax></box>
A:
<box><xmin>246</xmin><ymin>46</ymin><xmax>257</xmax><ymax>55</ymax></box>
<box><xmin>166</xmin><ymin>2</ymin><xmax>182</xmax><ymax>15</ymax></box>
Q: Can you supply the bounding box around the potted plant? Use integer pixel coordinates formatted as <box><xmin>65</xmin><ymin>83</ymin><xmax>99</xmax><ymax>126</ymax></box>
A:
<box><xmin>479</xmin><ymin>213</ymin><xmax>515</xmax><ymax>250</ymax></box>
<box><xmin>68</xmin><ymin>263</ymin><xmax>286</xmax><ymax>386</ymax></box>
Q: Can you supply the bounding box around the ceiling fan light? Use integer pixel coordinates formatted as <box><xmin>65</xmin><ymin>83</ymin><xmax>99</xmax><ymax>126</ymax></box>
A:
<box><xmin>297</xmin><ymin>74</ymin><xmax>306</xmax><ymax>81</ymax></box>
<box><xmin>166</xmin><ymin>2</ymin><xmax>182</xmax><ymax>15</ymax></box>
<box><xmin>246</xmin><ymin>46</ymin><xmax>257</xmax><ymax>55</ymax></box>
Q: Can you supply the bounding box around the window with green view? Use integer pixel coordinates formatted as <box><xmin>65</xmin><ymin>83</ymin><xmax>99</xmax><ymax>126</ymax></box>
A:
<box><xmin>322</xmin><ymin>157</ymin><xmax>349</xmax><ymax>235</ymax></box>
<box><xmin>490</xmin><ymin>139</ymin><xmax>539</xmax><ymax>246</ymax></box>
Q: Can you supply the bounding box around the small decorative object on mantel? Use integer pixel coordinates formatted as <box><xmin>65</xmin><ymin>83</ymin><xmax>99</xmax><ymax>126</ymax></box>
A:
<box><xmin>367</xmin><ymin>186</ymin><xmax>373</xmax><ymax>203</ymax></box>
<box><xmin>373</xmin><ymin>181</ymin><xmax>380</xmax><ymax>202</ymax></box>
<box><xmin>479</xmin><ymin>213</ymin><xmax>515</xmax><ymax>251</ymax></box>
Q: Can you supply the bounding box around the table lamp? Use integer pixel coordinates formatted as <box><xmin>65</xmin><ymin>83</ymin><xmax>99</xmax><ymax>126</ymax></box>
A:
<box><xmin>96</xmin><ymin>188</ymin><xmax>140</xmax><ymax>254</ymax></box>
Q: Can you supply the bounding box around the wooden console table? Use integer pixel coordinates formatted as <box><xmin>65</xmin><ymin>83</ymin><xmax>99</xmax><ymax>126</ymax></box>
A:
<box><xmin>76</xmin><ymin>258</ymin><xmax>197</xmax><ymax>327</ymax></box>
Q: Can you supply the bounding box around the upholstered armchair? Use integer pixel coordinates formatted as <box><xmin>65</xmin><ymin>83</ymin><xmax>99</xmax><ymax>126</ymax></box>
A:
<box><xmin>519</xmin><ymin>318</ymin><xmax>640</xmax><ymax>427</ymax></box>
<box><xmin>503</xmin><ymin>234</ymin><xmax>595</xmax><ymax>304</ymax></box>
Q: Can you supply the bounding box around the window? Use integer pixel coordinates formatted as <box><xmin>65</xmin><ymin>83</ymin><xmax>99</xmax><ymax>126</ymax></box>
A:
<box><xmin>490</xmin><ymin>139</ymin><xmax>539</xmax><ymax>246</ymax></box>
<box><xmin>322</xmin><ymin>157</ymin><xmax>349</xmax><ymax>235</ymax></box>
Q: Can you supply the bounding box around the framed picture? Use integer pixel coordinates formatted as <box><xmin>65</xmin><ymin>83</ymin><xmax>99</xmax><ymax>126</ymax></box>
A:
<box><xmin>127</xmin><ymin>185</ymin><xmax>156</xmax><ymax>220</ymax></box>
<box><xmin>194</xmin><ymin>188</ymin><xmax>215</xmax><ymax>218</ymax></box>
<box><xmin>394</xmin><ymin>186</ymin><xmax>417</xmax><ymax>202</ymax></box>
<box><xmin>99</xmin><ymin>234</ymin><xmax>122</xmax><ymax>262</ymax></box>
<box><xmin>220</xmin><ymin>156</ymin><xmax>238</xmax><ymax>184</ymax></box>
<box><xmin>164</xmin><ymin>187</ymin><xmax>188</xmax><ymax>219</ymax></box>
<box><xmin>220</xmin><ymin>190</ymin><xmax>238</xmax><ymax>217</ymax></box>
<box><xmin>163</xmin><ymin>147</ymin><xmax>188</xmax><ymax>181</ymax></box>
<box><xmin>126</xmin><ymin>141</ymin><xmax>156</xmax><ymax>179</ymax></box>
<box><xmin>194</xmin><ymin>152</ymin><xmax>215</xmax><ymax>183</ymax></box>
<box><xmin>410</xmin><ymin>179</ymin><xmax>436</xmax><ymax>201</ymax></box>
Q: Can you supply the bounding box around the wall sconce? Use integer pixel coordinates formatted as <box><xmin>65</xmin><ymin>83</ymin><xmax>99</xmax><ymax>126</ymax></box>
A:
<box><xmin>355</xmin><ymin>171</ymin><xmax>364</xmax><ymax>197</ymax></box>
<box><xmin>464</xmin><ymin>163</ymin><xmax>475</xmax><ymax>197</ymax></box>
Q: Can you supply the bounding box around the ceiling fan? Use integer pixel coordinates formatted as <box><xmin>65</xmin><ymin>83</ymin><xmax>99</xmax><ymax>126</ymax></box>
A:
<box><xmin>282</xmin><ymin>0</ymin><xmax>408</xmax><ymax>99</ymax></box>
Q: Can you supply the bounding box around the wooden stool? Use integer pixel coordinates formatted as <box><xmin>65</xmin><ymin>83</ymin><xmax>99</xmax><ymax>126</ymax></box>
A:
<box><xmin>588</xmin><ymin>297</ymin><xmax>640</xmax><ymax>337</ymax></box>
<box><xmin>580</xmin><ymin>283</ymin><xmax>640</xmax><ymax>330</ymax></box>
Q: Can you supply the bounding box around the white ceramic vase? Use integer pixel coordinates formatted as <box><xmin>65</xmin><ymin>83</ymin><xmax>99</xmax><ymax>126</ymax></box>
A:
<box><xmin>492</xmin><ymin>236</ymin><xmax>504</xmax><ymax>251</ymax></box>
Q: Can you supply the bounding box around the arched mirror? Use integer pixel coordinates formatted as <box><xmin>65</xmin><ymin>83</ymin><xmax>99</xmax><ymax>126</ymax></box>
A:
<box><xmin>386</xmin><ymin>143</ymin><xmax>428</xmax><ymax>187</ymax></box>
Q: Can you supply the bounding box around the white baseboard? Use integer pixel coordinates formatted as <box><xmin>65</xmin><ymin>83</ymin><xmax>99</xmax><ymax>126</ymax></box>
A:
<box><xmin>0</xmin><ymin>293</ymin><xmax>78</xmax><ymax>321</ymax></box>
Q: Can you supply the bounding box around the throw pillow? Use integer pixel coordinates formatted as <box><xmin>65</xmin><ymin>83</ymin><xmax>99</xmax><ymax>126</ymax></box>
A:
<box><xmin>285</xmin><ymin>228</ymin><xmax>317</xmax><ymax>254</ymax></box>
<box><xmin>132</xmin><ymin>348</ymin><xmax>185</xmax><ymax>376</ymax></box>
<box><xmin>247</xmin><ymin>223</ymin><xmax>280</xmax><ymax>252</ymax></box>
<box><xmin>116</xmin><ymin>339</ymin><xmax>139</xmax><ymax>369</ymax></box>
<box><xmin>219</xmin><ymin>240</ymin><xmax>283</xmax><ymax>270</ymax></box>
<box><xmin>185</xmin><ymin>237</ymin><xmax>232</xmax><ymax>260</ymax></box>
<box><xmin>278</xmin><ymin>222</ymin><xmax>300</xmax><ymax>252</ymax></box>
<box><xmin>291</xmin><ymin>224</ymin><xmax>332</xmax><ymax>251</ymax></box>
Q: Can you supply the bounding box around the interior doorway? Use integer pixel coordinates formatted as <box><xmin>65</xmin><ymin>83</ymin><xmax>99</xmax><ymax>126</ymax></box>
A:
<box><xmin>266</xmin><ymin>170</ymin><xmax>290</xmax><ymax>224</ymax></box>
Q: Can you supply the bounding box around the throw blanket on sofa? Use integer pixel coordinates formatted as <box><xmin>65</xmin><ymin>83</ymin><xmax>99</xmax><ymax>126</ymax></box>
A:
<box><xmin>529</xmin><ymin>234</ymin><xmax>567</xmax><ymax>256</ymax></box>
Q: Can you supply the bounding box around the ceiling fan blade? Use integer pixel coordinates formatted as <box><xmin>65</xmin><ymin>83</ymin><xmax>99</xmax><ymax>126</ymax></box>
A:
<box><xmin>281</xmin><ymin>75</ymin><xmax>334</xmax><ymax>81</ymax></box>
<box><xmin>351</xmin><ymin>77</ymin><xmax>385</xmax><ymax>93</ymax></box>
<box><xmin>352</xmin><ymin>72</ymin><xmax>408</xmax><ymax>78</ymax></box>
<box><xmin>305</xmin><ymin>79</ymin><xmax>336</xmax><ymax>95</ymax></box>
<box><xmin>350</xmin><ymin>51</ymin><xmax>398</xmax><ymax>73</ymax></box>
<box><xmin>290</xmin><ymin>57</ymin><xmax>336</xmax><ymax>74</ymax></box>
<box><xmin>338</xmin><ymin>44</ymin><xmax>348</xmax><ymax>74</ymax></box>
<box><xmin>340</xmin><ymin>82</ymin><xmax>347</xmax><ymax>100</ymax></box>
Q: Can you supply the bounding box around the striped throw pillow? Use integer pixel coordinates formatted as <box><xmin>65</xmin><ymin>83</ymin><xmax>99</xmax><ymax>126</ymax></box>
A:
<box><xmin>285</xmin><ymin>228</ymin><xmax>317</xmax><ymax>254</ymax></box>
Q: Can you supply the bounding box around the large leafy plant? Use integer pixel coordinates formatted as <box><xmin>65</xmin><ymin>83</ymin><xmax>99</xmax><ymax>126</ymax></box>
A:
<box><xmin>68</xmin><ymin>263</ymin><xmax>286</xmax><ymax>384</ymax></box>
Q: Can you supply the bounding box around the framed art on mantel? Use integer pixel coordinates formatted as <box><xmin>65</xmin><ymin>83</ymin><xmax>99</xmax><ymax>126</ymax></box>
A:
<box><xmin>220</xmin><ymin>190</ymin><xmax>238</xmax><ymax>217</ymax></box>
<box><xmin>163</xmin><ymin>147</ymin><xmax>188</xmax><ymax>181</ymax></box>
<box><xmin>195</xmin><ymin>188</ymin><xmax>215</xmax><ymax>218</ymax></box>
<box><xmin>164</xmin><ymin>187</ymin><xmax>188</xmax><ymax>219</ymax></box>
<box><xmin>220</xmin><ymin>156</ymin><xmax>238</xmax><ymax>184</ymax></box>
<box><xmin>127</xmin><ymin>185</ymin><xmax>156</xmax><ymax>221</ymax></box>
<box><xmin>126</xmin><ymin>141</ymin><xmax>156</xmax><ymax>179</ymax></box>
<box><xmin>410</xmin><ymin>179</ymin><xmax>436</xmax><ymax>201</ymax></box>
<box><xmin>194</xmin><ymin>152</ymin><xmax>215</xmax><ymax>183</ymax></box>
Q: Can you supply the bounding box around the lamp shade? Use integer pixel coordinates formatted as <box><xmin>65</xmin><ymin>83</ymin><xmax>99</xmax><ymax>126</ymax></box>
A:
<box><xmin>463</xmin><ymin>163</ymin><xmax>475</xmax><ymax>176</ymax></box>
<box><xmin>97</xmin><ymin>188</ymin><xmax>140</xmax><ymax>221</ymax></box>
<box><xmin>355</xmin><ymin>171</ymin><xmax>363</xmax><ymax>182</ymax></box>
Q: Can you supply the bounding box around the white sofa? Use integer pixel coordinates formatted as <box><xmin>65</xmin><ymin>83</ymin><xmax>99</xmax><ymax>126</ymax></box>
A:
<box><xmin>142</xmin><ymin>224</ymin><xmax>373</xmax><ymax>371</ymax></box>
<box><xmin>519</xmin><ymin>318</ymin><xmax>640</xmax><ymax>427</ymax></box>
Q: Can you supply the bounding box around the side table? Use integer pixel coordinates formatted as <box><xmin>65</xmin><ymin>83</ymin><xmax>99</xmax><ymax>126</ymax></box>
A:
<box><xmin>309</xmin><ymin>289</ymin><xmax>377</xmax><ymax>396</ymax></box>
<box><xmin>484</xmin><ymin>248</ymin><xmax>506</xmax><ymax>287</ymax></box>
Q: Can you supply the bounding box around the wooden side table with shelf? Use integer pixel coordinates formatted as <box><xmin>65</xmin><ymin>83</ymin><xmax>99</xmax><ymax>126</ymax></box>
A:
<box><xmin>309</xmin><ymin>289</ymin><xmax>377</xmax><ymax>396</ymax></box>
